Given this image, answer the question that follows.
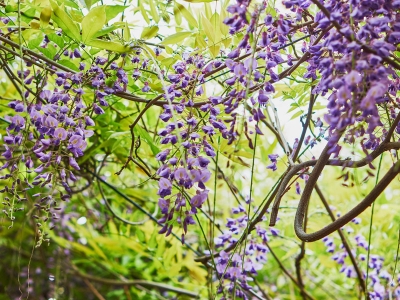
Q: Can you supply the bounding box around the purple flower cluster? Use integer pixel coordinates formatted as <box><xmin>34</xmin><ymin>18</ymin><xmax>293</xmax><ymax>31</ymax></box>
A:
<box><xmin>1</xmin><ymin>65</ymin><xmax>99</xmax><ymax>228</ymax></box>
<box><xmin>0</xmin><ymin>35</ymin><xmax>140</xmax><ymax>231</ymax></box>
<box><xmin>321</xmin><ymin>217</ymin><xmax>400</xmax><ymax>299</ymax></box>
<box><xmin>266</xmin><ymin>154</ymin><xmax>279</xmax><ymax>171</ymax></box>
<box><xmin>287</xmin><ymin>0</ymin><xmax>400</xmax><ymax>156</ymax></box>
<box><xmin>153</xmin><ymin>0</ymin><xmax>304</xmax><ymax>233</ymax></box>
<box><xmin>212</xmin><ymin>205</ymin><xmax>279</xmax><ymax>299</ymax></box>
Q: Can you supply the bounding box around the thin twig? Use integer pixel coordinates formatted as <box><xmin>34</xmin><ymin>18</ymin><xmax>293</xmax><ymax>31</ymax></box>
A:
<box><xmin>82</xmin><ymin>278</ymin><xmax>106</xmax><ymax>300</ymax></box>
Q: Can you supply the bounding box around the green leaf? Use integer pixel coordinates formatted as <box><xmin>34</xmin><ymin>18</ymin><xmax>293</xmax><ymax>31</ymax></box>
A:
<box><xmin>58</xmin><ymin>59</ymin><xmax>80</xmax><ymax>72</ymax></box>
<box><xmin>5</xmin><ymin>5</ymin><xmax>17</xmax><ymax>13</ymax></box>
<box><xmin>147</xmin><ymin>229</ymin><xmax>158</xmax><ymax>250</ymax></box>
<box><xmin>174</xmin><ymin>3</ymin><xmax>197</xmax><ymax>28</ymax></box>
<box><xmin>281</xmin><ymin>247</ymin><xmax>299</xmax><ymax>261</ymax></box>
<box><xmin>105</xmin><ymin>5</ymin><xmax>129</xmax><ymax>22</ymax></box>
<box><xmin>80</xmin><ymin>139</ymin><xmax>114</xmax><ymax>164</ymax></box>
<box><xmin>47</xmin><ymin>33</ymin><xmax>64</xmax><ymax>48</ymax></box>
<box><xmin>84</xmin><ymin>0</ymin><xmax>92</xmax><ymax>9</ymax></box>
<box><xmin>82</xmin><ymin>6</ymin><xmax>106</xmax><ymax>42</ymax></box>
<box><xmin>204</xmin><ymin>3</ymin><xmax>212</xmax><ymax>19</ymax></box>
<box><xmin>161</xmin><ymin>11</ymin><xmax>170</xmax><ymax>23</ymax></box>
<box><xmin>160</xmin><ymin>57</ymin><xmax>176</xmax><ymax>67</ymax></box>
<box><xmin>136</xmin><ymin>229</ymin><xmax>145</xmax><ymax>243</ymax></box>
<box><xmin>93</xmin><ymin>24</ymin><xmax>124</xmax><ymax>38</ymax></box>
<box><xmin>220</xmin><ymin>8</ymin><xmax>229</xmax><ymax>35</ymax></box>
<box><xmin>27</xmin><ymin>35</ymin><xmax>44</xmax><ymax>50</ymax></box>
<box><xmin>86</xmin><ymin>39</ymin><xmax>129</xmax><ymax>53</ymax></box>
<box><xmin>290</xmin><ymin>110</ymin><xmax>303</xmax><ymax>120</ymax></box>
<box><xmin>148</xmin><ymin>0</ymin><xmax>160</xmax><ymax>23</ymax></box>
<box><xmin>195</xmin><ymin>33</ymin><xmax>207</xmax><ymax>49</ymax></box>
<box><xmin>38</xmin><ymin>44</ymin><xmax>57</xmax><ymax>59</ymax></box>
<box><xmin>139</xmin><ymin>4</ymin><xmax>150</xmax><ymax>24</ymax></box>
<box><xmin>160</xmin><ymin>31</ymin><xmax>192</xmax><ymax>45</ymax></box>
<box><xmin>108</xmin><ymin>131</ymin><xmax>131</xmax><ymax>140</ymax></box>
<box><xmin>173</xmin><ymin>3</ymin><xmax>182</xmax><ymax>25</ymax></box>
<box><xmin>64</xmin><ymin>0</ymin><xmax>80</xmax><ymax>9</ymax></box>
<box><xmin>123</xmin><ymin>22</ymin><xmax>131</xmax><ymax>41</ymax></box>
<box><xmin>40</xmin><ymin>6</ymin><xmax>52</xmax><ymax>28</ymax></box>
<box><xmin>202</xmin><ymin>14</ymin><xmax>215</xmax><ymax>42</ymax></box>
<box><xmin>140</xmin><ymin>26</ymin><xmax>159</xmax><ymax>39</ymax></box>
<box><xmin>134</xmin><ymin>126</ymin><xmax>160</xmax><ymax>155</ymax></box>
<box><xmin>50</xmin><ymin>0</ymin><xmax>81</xmax><ymax>41</ymax></box>
<box><xmin>164</xmin><ymin>46</ymin><xmax>174</xmax><ymax>54</ymax></box>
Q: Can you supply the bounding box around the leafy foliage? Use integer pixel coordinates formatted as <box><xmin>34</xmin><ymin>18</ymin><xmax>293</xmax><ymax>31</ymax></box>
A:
<box><xmin>0</xmin><ymin>0</ymin><xmax>400</xmax><ymax>299</ymax></box>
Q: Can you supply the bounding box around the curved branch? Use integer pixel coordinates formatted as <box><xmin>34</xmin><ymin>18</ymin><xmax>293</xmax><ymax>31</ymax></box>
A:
<box><xmin>269</xmin><ymin>141</ymin><xmax>400</xmax><ymax>226</ymax></box>
<box><xmin>295</xmin><ymin>160</ymin><xmax>400</xmax><ymax>242</ymax></box>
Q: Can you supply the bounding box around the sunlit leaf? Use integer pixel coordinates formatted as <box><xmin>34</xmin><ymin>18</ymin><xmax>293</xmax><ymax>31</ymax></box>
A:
<box><xmin>47</xmin><ymin>32</ymin><xmax>64</xmax><ymax>48</ymax></box>
<box><xmin>58</xmin><ymin>59</ymin><xmax>80</xmax><ymax>72</ymax></box>
<box><xmin>123</xmin><ymin>21</ymin><xmax>131</xmax><ymax>41</ymax></box>
<box><xmin>86</xmin><ymin>39</ymin><xmax>129</xmax><ymax>53</ymax></box>
<box><xmin>174</xmin><ymin>3</ymin><xmax>197</xmax><ymax>28</ymax></box>
<box><xmin>82</xmin><ymin>6</ymin><xmax>106</xmax><ymax>42</ymax></box>
<box><xmin>139</xmin><ymin>4</ymin><xmax>151</xmax><ymax>24</ymax></box>
<box><xmin>40</xmin><ymin>6</ymin><xmax>52</xmax><ymax>28</ymax></box>
<box><xmin>84</xmin><ymin>0</ymin><xmax>92</xmax><ymax>9</ymax></box>
<box><xmin>141</xmin><ymin>26</ymin><xmax>159</xmax><ymax>39</ymax></box>
<box><xmin>93</xmin><ymin>24</ymin><xmax>124</xmax><ymax>38</ymax></box>
<box><xmin>50</xmin><ymin>0</ymin><xmax>81</xmax><ymax>41</ymax></box>
<box><xmin>201</xmin><ymin>14</ymin><xmax>215</xmax><ymax>43</ymax></box>
<box><xmin>134</xmin><ymin>125</ymin><xmax>160</xmax><ymax>155</ymax></box>
<box><xmin>174</xmin><ymin>3</ymin><xmax>182</xmax><ymax>25</ymax></box>
<box><xmin>105</xmin><ymin>5</ymin><xmax>129</xmax><ymax>22</ymax></box>
<box><xmin>161</xmin><ymin>31</ymin><xmax>192</xmax><ymax>45</ymax></box>
<box><xmin>148</xmin><ymin>0</ymin><xmax>160</xmax><ymax>23</ymax></box>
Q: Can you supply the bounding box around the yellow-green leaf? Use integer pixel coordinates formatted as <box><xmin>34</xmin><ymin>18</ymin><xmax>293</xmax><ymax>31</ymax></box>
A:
<box><xmin>220</xmin><ymin>8</ymin><xmax>229</xmax><ymax>35</ymax></box>
<box><xmin>281</xmin><ymin>247</ymin><xmax>300</xmax><ymax>261</ymax></box>
<box><xmin>93</xmin><ymin>24</ymin><xmax>124</xmax><ymax>38</ymax></box>
<box><xmin>105</xmin><ymin>5</ymin><xmax>129</xmax><ymax>22</ymax></box>
<box><xmin>123</xmin><ymin>21</ymin><xmax>131</xmax><ymax>41</ymax></box>
<box><xmin>174</xmin><ymin>3</ymin><xmax>197</xmax><ymax>28</ymax></box>
<box><xmin>134</xmin><ymin>126</ymin><xmax>160</xmax><ymax>155</ymax></box>
<box><xmin>139</xmin><ymin>4</ymin><xmax>150</xmax><ymax>24</ymax></box>
<box><xmin>148</xmin><ymin>0</ymin><xmax>160</xmax><ymax>23</ymax></box>
<box><xmin>141</xmin><ymin>26</ymin><xmax>159</xmax><ymax>39</ymax></box>
<box><xmin>84</xmin><ymin>0</ymin><xmax>92</xmax><ymax>9</ymax></box>
<box><xmin>201</xmin><ymin>14</ymin><xmax>215</xmax><ymax>43</ymax></box>
<box><xmin>82</xmin><ymin>6</ymin><xmax>106</xmax><ymax>42</ymax></box>
<box><xmin>50</xmin><ymin>0</ymin><xmax>81</xmax><ymax>41</ymax></box>
<box><xmin>174</xmin><ymin>3</ymin><xmax>182</xmax><ymax>25</ymax></box>
<box><xmin>204</xmin><ymin>3</ymin><xmax>212</xmax><ymax>19</ymax></box>
<box><xmin>87</xmin><ymin>39</ymin><xmax>129</xmax><ymax>53</ymax></box>
<box><xmin>195</xmin><ymin>33</ymin><xmax>207</xmax><ymax>49</ymax></box>
<box><xmin>161</xmin><ymin>31</ymin><xmax>191</xmax><ymax>45</ymax></box>
<box><xmin>222</xmin><ymin>36</ymin><xmax>232</xmax><ymax>48</ymax></box>
<box><xmin>165</xmin><ymin>46</ymin><xmax>174</xmax><ymax>54</ymax></box>
<box><xmin>208</xmin><ymin>41</ymin><xmax>220</xmax><ymax>58</ymax></box>
<box><xmin>40</xmin><ymin>6</ymin><xmax>52</xmax><ymax>28</ymax></box>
